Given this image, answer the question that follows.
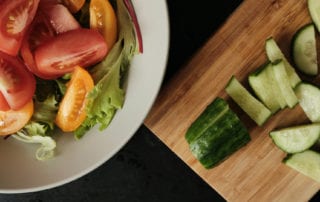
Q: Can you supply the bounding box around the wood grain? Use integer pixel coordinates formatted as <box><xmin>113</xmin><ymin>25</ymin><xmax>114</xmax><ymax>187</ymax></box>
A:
<box><xmin>144</xmin><ymin>0</ymin><xmax>320</xmax><ymax>201</ymax></box>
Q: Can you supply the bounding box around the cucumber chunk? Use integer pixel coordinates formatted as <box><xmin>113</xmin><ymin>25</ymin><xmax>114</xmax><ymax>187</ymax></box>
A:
<box><xmin>272</xmin><ymin>60</ymin><xmax>298</xmax><ymax>108</ymax></box>
<box><xmin>185</xmin><ymin>97</ymin><xmax>251</xmax><ymax>169</ymax></box>
<box><xmin>291</xmin><ymin>24</ymin><xmax>318</xmax><ymax>75</ymax></box>
<box><xmin>284</xmin><ymin>150</ymin><xmax>320</xmax><ymax>183</ymax></box>
<box><xmin>265</xmin><ymin>37</ymin><xmax>301</xmax><ymax>87</ymax></box>
<box><xmin>270</xmin><ymin>124</ymin><xmax>320</xmax><ymax>153</ymax></box>
<box><xmin>226</xmin><ymin>76</ymin><xmax>272</xmax><ymax>126</ymax></box>
<box><xmin>195</xmin><ymin>124</ymin><xmax>250</xmax><ymax>169</ymax></box>
<box><xmin>295</xmin><ymin>82</ymin><xmax>320</xmax><ymax>122</ymax></box>
<box><xmin>185</xmin><ymin>97</ymin><xmax>228</xmax><ymax>144</ymax></box>
<box><xmin>190</xmin><ymin>109</ymin><xmax>250</xmax><ymax>168</ymax></box>
<box><xmin>249</xmin><ymin>62</ymin><xmax>282</xmax><ymax>113</ymax></box>
<box><xmin>308</xmin><ymin>0</ymin><xmax>320</xmax><ymax>32</ymax></box>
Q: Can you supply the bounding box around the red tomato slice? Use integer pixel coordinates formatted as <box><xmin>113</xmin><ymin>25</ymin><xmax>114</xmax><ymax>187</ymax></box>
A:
<box><xmin>42</xmin><ymin>4</ymin><xmax>80</xmax><ymax>34</ymax></box>
<box><xmin>20</xmin><ymin>10</ymin><xmax>60</xmax><ymax>79</ymax></box>
<box><xmin>0</xmin><ymin>0</ymin><xmax>40</xmax><ymax>56</ymax></box>
<box><xmin>0</xmin><ymin>93</ymin><xmax>10</xmax><ymax>111</ymax></box>
<box><xmin>34</xmin><ymin>28</ymin><xmax>108</xmax><ymax>77</ymax></box>
<box><xmin>0</xmin><ymin>52</ymin><xmax>36</xmax><ymax>110</ymax></box>
<box><xmin>25</xmin><ymin>11</ymin><xmax>56</xmax><ymax>51</ymax></box>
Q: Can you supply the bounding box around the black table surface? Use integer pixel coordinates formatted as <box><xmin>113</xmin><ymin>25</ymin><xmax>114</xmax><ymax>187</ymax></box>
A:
<box><xmin>1</xmin><ymin>1</ymin><xmax>320</xmax><ymax>201</ymax></box>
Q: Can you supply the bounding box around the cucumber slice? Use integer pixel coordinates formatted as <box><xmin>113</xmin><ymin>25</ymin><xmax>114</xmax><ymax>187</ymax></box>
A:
<box><xmin>265</xmin><ymin>63</ymin><xmax>287</xmax><ymax>109</ymax></box>
<box><xmin>185</xmin><ymin>97</ymin><xmax>251</xmax><ymax>169</ymax></box>
<box><xmin>284</xmin><ymin>150</ymin><xmax>320</xmax><ymax>183</ymax></box>
<box><xmin>249</xmin><ymin>62</ymin><xmax>282</xmax><ymax>113</ymax></box>
<box><xmin>265</xmin><ymin>37</ymin><xmax>301</xmax><ymax>87</ymax></box>
<box><xmin>225</xmin><ymin>76</ymin><xmax>272</xmax><ymax>126</ymax></box>
<box><xmin>272</xmin><ymin>60</ymin><xmax>298</xmax><ymax>108</ymax></box>
<box><xmin>308</xmin><ymin>0</ymin><xmax>320</xmax><ymax>32</ymax></box>
<box><xmin>295</xmin><ymin>82</ymin><xmax>320</xmax><ymax>122</ymax></box>
<box><xmin>270</xmin><ymin>123</ymin><xmax>320</xmax><ymax>153</ymax></box>
<box><xmin>291</xmin><ymin>24</ymin><xmax>318</xmax><ymax>75</ymax></box>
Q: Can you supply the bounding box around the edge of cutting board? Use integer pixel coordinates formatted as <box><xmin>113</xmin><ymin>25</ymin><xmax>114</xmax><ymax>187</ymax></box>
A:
<box><xmin>144</xmin><ymin>0</ymin><xmax>320</xmax><ymax>201</ymax></box>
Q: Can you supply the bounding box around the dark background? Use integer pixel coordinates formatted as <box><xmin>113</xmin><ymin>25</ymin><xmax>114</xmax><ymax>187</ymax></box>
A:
<box><xmin>1</xmin><ymin>1</ymin><xmax>319</xmax><ymax>201</ymax></box>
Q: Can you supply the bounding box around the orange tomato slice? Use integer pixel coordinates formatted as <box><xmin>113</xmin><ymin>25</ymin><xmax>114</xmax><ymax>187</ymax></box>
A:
<box><xmin>61</xmin><ymin>0</ymin><xmax>85</xmax><ymax>13</ymax></box>
<box><xmin>90</xmin><ymin>0</ymin><xmax>117</xmax><ymax>49</ymax></box>
<box><xmin>0</xmin><ymin>99</ymin><xmax>34</xmax><ymax>136</ymax></box>
<box><xmin>55</xmin><ymin>66</ymin><xmax>94</xmax><ymax>132</ymax></box>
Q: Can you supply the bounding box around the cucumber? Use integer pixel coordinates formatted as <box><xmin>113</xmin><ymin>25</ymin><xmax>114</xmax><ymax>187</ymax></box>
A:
<box><xmin>185</xmin><ymin>97</ymin><xmax>228</xmax><ymax>144</ymax></box>
<box><xmin>226</xmin><ymin>76</ymin><xmax>272</xmax><ymax>126</ymax></box>
<box><xmin>194</xmin><ymin>122</ymin><xmax>250</xmax><ymax>169</ymax></box>
<box><xmin>248</xmin><ymin>62</ymin><xmax>282</xmax><ymax>113</ymax></box>
<box><xmin>270</xmin><ymin>123</ymin><xmax>320</xmax><ymax>153</ymax></box>
<box><xmin>291</xmin><ymin>24</ymin><xmax>318</xmax><ymax>75</ymax></box>
<box><xmin>295</xmin><ymin>82</ymin><xmax>320</xmax><ymax>122</ymax></box>
<box><xmin>308</xmin><ymin>0</ymin><xmax>320</xmax><ymax>32</ymax></box>
<box><xmin>189</xmin><ymin>110</ymin><xmax>249</xmax><ymax>168</ymax></box>
<box><xmin>185</xmin><ymin>97</ymin><xmax>251</xmax><ymax>169</ymax></box>
<box><xmin>265</xmin><ymin>37</ymin><xmax>301</xmax><ymax>87</ymax></box>
<box><xmin>284</xmin><ymin>150</ymin><xmax>320</xmax><ymax>183</ymax></box>
<box><xmin>272</xmin><ymin>60</ymin><xmax>298</xmax><ymax>108</ymax></box>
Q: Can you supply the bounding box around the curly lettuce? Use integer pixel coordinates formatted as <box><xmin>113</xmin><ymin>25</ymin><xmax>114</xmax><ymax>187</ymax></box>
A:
<box><xmin>12</xmin><ymin>122</ymin><xmax>56</xmax><ymax>161</ymax></box>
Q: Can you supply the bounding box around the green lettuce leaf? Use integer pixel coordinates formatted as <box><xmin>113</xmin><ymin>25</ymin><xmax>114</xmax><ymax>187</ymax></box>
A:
<box><xmin>12</xmin><ymin>122</ymin><xmax>56</xmax><ymax>161</ymax></box>
<box><xmin>74</xmin><ymin>0</ymin><xmax>139</xmax><ymax>138</ymax></box>
<box><xmin>32</xmin><ymin>95</ymin><xmax>59</xmax><ymax>130</ymax></box>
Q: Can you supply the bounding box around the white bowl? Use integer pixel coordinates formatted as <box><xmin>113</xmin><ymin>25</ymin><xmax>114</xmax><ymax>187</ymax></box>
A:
<box><xmin>0</xmin><ymin>0</ymin><xmax>169</xmax><ymax>193</ymax></box>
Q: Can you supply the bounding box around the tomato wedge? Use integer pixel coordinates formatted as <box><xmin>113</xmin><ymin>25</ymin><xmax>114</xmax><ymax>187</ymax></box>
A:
<box><xmin>34</xmin><ymin>28</ymin><xmax>108</xmax><ymax>77</ymax></box>
<box><xmin>0</xmin><ymin>0</ymin><xmax>40</xmax><ymax>56</ymax></box>
<box><xmin>43</xmin><ymin>3</ymin><xmax>80</xmax><ymax>34</ymax></box>
<box><xmin>0</xmin><ymin>99</ymin><xmax>33</xmax><ymax>136</ymax></box>
<box><xmin>0</xmin><ymin>52</ymin><xmax>36</xmax><ymax>110</ymax></box>
<box><xmin>55</xmin><ymin>66</ymin><xmax>94</xmax><ymax>132</ymax></box>
<box><xmin>20</xmin><ymin>10</ymin><xmax>59</xmax><ymax>79</ymax></box>
<box><xmin>90</xmin><ymin>0</ymin><xmax>118</xmax><ymax>49</ymax></box>
<box><xmin>0</xmin><ymin>93</ymin><xmax>10</xmax><ymax>111</ymax></box>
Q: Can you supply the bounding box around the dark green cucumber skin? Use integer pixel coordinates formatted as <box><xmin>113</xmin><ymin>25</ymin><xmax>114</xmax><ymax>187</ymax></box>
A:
<box><xmin>185</xmin><ymin>97</ymin><xmax>228</xmax><ymax>144</ymax></box>
<box><xmin>197</xmin><ymin>112</ymin><xmax>251</xmax><ymax>169</ymax></box>
<box><xmin>290</xmin><ymin>23</ymin><xmax>317</xmax><ymax>76</ymax></box>
<box><xmin>189</xmin><ymin>110</ymin><xmax>238</xmax><ymax>159</ymax></box>
<box><xmin>186</xmin><ymin>98</ymin><xmax>251</xmax><ymax>169</ymax></box>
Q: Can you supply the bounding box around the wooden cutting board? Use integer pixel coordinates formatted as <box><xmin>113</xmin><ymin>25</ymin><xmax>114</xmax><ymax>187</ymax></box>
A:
<box><xmin>144</xmin><ymin>0</ymin><xmax>320</xmax><ymax>201</ymax></box>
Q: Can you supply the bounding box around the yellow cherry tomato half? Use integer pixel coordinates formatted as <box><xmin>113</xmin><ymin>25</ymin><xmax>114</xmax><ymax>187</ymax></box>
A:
<box><xmin>55</xmin><ymin>66</ymin><xmax>94</xmax><ymax>132</ymax></box>
<box><xmin>90</xmin><ymin>0</ymin><xmax>118</xmax><ymax>49</ymax></box>
<box><xmin>0</xmin><ymin>99</ymin><xmax>34</xmax><ymax>136</ymax></box>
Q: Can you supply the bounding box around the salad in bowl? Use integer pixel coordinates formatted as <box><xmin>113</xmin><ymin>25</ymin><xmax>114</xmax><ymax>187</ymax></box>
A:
<box><xmin>0</xmin><ymin>0</ymin><xmax>168</xmax><ymax>193</ymax></box>
<box><xmin>0</xmin><ymin>0</ymin><xmax>143</xmax><ymax>160</ymax></box>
